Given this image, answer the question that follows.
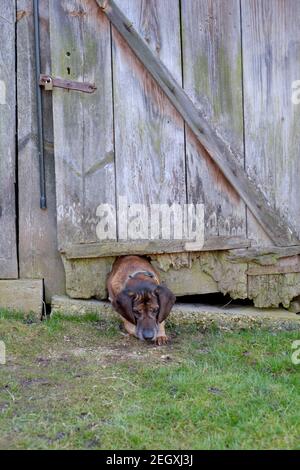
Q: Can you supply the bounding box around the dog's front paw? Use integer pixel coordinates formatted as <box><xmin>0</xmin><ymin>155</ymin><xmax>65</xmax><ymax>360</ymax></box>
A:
<box><xmin>155</xmin><ymin>335</ymin><xmax>168</xmax><ymax>346</ymax></box>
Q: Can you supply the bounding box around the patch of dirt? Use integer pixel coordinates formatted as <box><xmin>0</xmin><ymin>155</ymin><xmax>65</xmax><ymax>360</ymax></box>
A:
<box><xmin>21</xmin><ymin>378</ymin><xmax>52</xmax><ymax>387</ymax></box>
<box><xmin>68</xmin><ymin>342</ymin><xmax>177</xmax><ymax>365</ymax></box>
<box><xmin>35</xmin><ymin>331</ymin><xmax>184</xmax><ymax>368</ymax></box>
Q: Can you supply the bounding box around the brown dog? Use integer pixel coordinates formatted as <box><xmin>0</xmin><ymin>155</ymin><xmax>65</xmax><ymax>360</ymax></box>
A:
<box><xmin>107</xmin><ymin>256</ymin><xmax>176</xmax><ymax>345</ymax></box>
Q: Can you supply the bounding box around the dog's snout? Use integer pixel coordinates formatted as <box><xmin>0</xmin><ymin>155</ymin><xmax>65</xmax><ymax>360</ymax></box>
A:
<box><xmin>142</xmin><ymin>328</ymin><xmax>155</xmax><ymax>340</ymax></box>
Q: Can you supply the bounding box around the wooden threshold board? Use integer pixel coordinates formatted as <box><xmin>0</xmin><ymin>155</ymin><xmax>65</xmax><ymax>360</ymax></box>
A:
<box><xmin>61</xmin><ymin>236</ymin><xmax>251</xmax><ymax>260</ymax></box>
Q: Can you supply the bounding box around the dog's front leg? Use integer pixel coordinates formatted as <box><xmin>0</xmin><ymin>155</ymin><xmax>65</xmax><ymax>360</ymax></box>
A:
<box><xmin>156</xmin><ymin>321</ymin><xmax>168</xmax><ymax>345</ymax></box>
<box><xmin>123</xmin><ymin>319</ymin><xmax>137</xmax><ymax>338</ymax></box>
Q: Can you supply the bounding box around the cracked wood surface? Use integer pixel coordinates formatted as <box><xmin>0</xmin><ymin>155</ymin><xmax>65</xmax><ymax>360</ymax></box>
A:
<box><xmin>17</xmin><ymin>0</ymin><xmax>65</xmax><ymax>300</ymax></box>
<box><xmin>0</xmin><ymin>0</ymin><xmax>17</xmax><ymax>278</ymax></box>
<box><xmin>50</xmin><ymin>0</ymin><xmax>115</xmax><ymax>247</ymax></box>
<box><xmin>97</xmin><ymin>0</ymin><xmax>299</xmax><ymax>247</ymax></box>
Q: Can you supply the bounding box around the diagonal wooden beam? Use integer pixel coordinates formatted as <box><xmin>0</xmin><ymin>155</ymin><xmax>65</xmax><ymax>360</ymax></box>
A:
<box><xmin>96</xmin><ymin>0</ymin><xmax>299</xmax><ymax>247</ymax></box>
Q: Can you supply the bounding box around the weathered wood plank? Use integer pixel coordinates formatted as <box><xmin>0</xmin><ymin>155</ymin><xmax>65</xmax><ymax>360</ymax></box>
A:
<box><xmin>17</xmin><ymin>0</ymin><xmax>65</xmax><ymax>301</ymax></box>
<box><xmin>0</xmin><ymin>279</ymin><xmax>43</xmax><ymax>318</ymax></box>
<box><xmin>112</xmin><ymin>0</ymin><xmax>186</xmax><ymax>224</ymax></box>
<box><xmin>0</xmin><ymin>1</ymin><xmax>18</xmax><ymax>278</ymax></box>
<box><xmin>181</xmin><ymin>0</ymin><xmax>246</xmax><ymax>239</ymax></box>
<box><xmin>228</xmin><ymin>246</ymin><xmax>300</xmax><ymax>264</ymax></box>
<box><xmin>247</xmin><ymin>256</ymin><xmax>300</xmax><ymax>275</ymax></box>
<box><xmin>248</xmin><ymin>273</ymin><xmax>300</xmax><ymax>309</ymax></box>
<box><xmin>241</xmin><ymin>0</ymin><xmax>300</xmax><ymax>245</ymax></box>
<box><xmin>61</xmin><ymin>254</ymin><xmax>219</xmax><ymax>298</ymax></box>
<box><xmin>63</xmin><ymin>236</ymin><xmax>251</xmax><ymax>259</ymax></box>
<box><xmin>50</xmin><ymin>0</ymin><xmax>115</xmax><ymax>247</ymax></box>
<box><xmin>96</xmin><ymin>0</ymin><xmax>298</xmax><ymax>246</ymax></box>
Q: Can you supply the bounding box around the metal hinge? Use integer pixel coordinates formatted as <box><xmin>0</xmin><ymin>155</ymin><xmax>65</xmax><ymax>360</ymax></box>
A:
<box><xmin>39</xmin><ymin>74</ymin><xmax>97</xmax><ymax>93</ymax></box>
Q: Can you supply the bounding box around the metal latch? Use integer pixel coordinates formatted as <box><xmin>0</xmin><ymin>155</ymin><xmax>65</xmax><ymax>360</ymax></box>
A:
<box><xmin>39</xmin><ymin>74</ymin><xmax>97</xmax><ymax>93</ymax></box>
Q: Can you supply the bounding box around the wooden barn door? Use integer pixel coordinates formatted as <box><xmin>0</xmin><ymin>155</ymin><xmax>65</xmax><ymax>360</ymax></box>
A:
<box><xmin>49</xmin><ymin>0</ymin><xmax>298</xmax><ymax>264</ymax></box>
<box><xmin>49</xmin><ymin>0</ymin><xmax>193</xmax><ymax>255</ymax></box>
<box><xmin>49</xmin><ymin>0</ymin><xmax>251</xmax><ymax>256</ymax></box>
<box><xmin>0</xmin><ymin>2</ymin><xmax>18</xmax><ymax>279</ymax></box>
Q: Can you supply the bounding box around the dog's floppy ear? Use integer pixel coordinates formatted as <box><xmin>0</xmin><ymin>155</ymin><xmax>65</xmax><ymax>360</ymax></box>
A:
<box><xmin>155</xmin><ymin>285</ymin><xmax>176</xmax><ymax>323</ymax></box>
<box><xmin>114</xmin><ymin>289</ymin><xmax>136</xmax><ymax>324</ymax></box>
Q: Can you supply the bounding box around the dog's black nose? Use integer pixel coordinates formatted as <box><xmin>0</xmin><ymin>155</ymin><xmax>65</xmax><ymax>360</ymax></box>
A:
<box><xmin>142</xmin><ymin>329</ymin><xmax>154</xmax><ymax>340</ymax></box>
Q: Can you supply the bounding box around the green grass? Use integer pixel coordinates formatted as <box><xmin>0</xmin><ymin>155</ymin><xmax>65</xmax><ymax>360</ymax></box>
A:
<box><xmin>0</xmin><ymin>311</ymin><xmax>299</xmax><ymax>449</ymax></box>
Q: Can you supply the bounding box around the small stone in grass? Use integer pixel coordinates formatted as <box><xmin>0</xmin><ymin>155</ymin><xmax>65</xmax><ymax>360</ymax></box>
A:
<box><xmin>208</xmin><ymin>387</ymin><xmax>222</xmax><ymax>395</ymax></box>
<box><xmin>242</xmin><ymin>350</ymin><xmax>251</xmax><ymax>356</ymax></box>
<box><xmin>161</xmin><ymin>355</ymin><xmax>171</xmax><ymax>361</ymax></box>
<box><xmin>198</xmin><ymin>347</ymin><xmax>210</xmax><ymax>354</ymax></box>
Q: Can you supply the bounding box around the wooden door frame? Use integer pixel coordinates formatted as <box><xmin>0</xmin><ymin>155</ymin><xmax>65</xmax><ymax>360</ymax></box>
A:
<box><xmin>0</xmin><ymin>1</ymin><xmax>18</xmax><ymax>279</ymax></box>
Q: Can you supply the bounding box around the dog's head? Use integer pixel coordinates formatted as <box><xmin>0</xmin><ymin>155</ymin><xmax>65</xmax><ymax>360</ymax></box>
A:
<box><xmin>114</xmin><ymin>283</ymin><xmax>176</xmax><ymax>341</ymax></box>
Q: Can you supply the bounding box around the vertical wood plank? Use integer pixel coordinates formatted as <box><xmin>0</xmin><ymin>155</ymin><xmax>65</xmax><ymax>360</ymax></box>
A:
<box><xmin>0</xmin><ymin>1</ymin><xmax>18</xmax><ymax>278</ymax></box>
<box><xmin>181</xmin><ymin>0</ymin><xmax>246</xmax><ymax>238</ymax></box>
<box><xmin>17</xmin><ymin>0</ymin><xmax>65</xmax><ymax>301</ymax></box>
<box><xmin>50</xmin><ymin>0</ymin><xmax>115</xmax><ymax>248</ymax></box>
<box><xmin>242</xmin><ymin>0</ymin><xmax>300</xmax><ymax>245</ymax></box>
<box><xmin>112</xmin><ymin>0</ymin><xmax>186</xmax><ymax>228</ymax></box>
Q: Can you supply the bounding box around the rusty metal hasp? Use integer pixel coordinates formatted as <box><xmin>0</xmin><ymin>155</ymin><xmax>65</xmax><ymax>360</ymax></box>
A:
<box><xmin>39</xmin><ymin>74</ymin><xmax>97</xmax><ymax>93</ymax></box>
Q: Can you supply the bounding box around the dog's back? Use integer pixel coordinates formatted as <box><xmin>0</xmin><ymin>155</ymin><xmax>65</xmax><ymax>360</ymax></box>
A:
<box><xmin>107</xmin><ymin>255</ymin><xmax>160</xmax><ymax>302</ymax></box>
